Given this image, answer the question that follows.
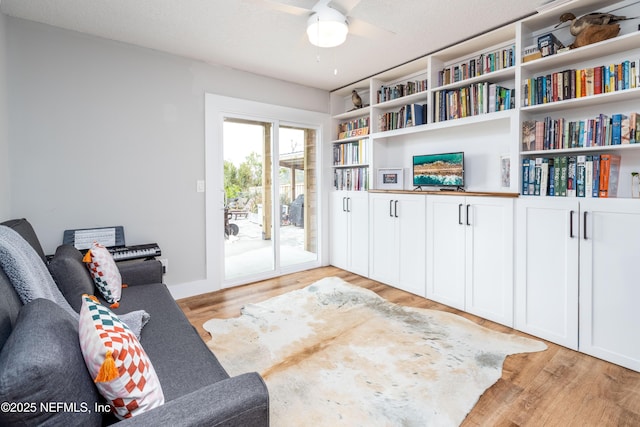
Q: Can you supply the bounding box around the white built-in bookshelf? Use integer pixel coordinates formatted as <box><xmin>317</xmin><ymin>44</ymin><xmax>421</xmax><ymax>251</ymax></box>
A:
<box><xmin>329</xmin><ymin>0</ymin><xmax>640</xmax><ymax>198</ymax></box>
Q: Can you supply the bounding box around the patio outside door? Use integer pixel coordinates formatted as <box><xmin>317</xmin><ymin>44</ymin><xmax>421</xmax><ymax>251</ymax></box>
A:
<box><xmin>222</xmin><ymin>117</ymin><xmax>318</xmax><ymax>284</ymax></box>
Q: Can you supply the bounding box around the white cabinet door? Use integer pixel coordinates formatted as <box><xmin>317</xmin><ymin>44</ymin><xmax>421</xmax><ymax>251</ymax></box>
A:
<box><xmin>329</xmin><ymin>191</ymin><xmax>349</xmax><ymax>271</ymax></box>
<box><xmin>426</xmin><ymin>195</ymin><xmax>466</xmax><ymax>309</ymax></box>
<box><xmin>515</xmin><ymin>198</ymin><xmax>579</xmax><ymax>350</ymax></box>
<box><xmin>369</xmin><ymin>194</ymin><xmax>399</xmax><ymax>286</ymax></box>
<box><xmin>465</xmin><ymin>197</ymin><xmax>514</xmax><ymax>326</ymax></box>
<box><xmin>347</xmin><ymin>192</ymin><xmax>369</xmax><ymax>277</ymax></box>
<box><xmin>369</xmin><ymin>193</ymin><xmax>426</xmax><ymax>296</ymax></box>
<box><xmin>579</xmin><ymin>198</ymin><xmax>640</xmax><ymax>372</ymax></box>
<box><xmin>329</xmin><ymin>191</ymin><xmax>368</xmax><ymax>277</ymax></box>
<box><xmin>396</xmin><ymin>194</ymin><xmax>426</xmax><ymax>297</ymax></box>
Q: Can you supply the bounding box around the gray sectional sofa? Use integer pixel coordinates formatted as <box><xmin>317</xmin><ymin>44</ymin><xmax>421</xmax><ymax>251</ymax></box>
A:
<box><xmin>0</xmin><ymin>218</ymin><xmax>269</xmax><ymax>426</ymax></box>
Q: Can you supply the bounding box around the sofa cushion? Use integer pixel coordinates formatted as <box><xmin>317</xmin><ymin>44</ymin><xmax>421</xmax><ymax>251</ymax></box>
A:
<box><xmin>110</xmin><ymin>282</ymin><xmax>231</xmax><ymax>401</ymax></box>
<box><xmin>48</xmin><ymin>244</ymin><xmax>95</xmax><ymax>312</ymax></box>
<box><xmin>0</xmin><ymin>268</ymin><xmax>22</xmax><ymax>350</ymax></box>
<box><xmin>0</xmin><ymin>218</ymin><xmax>46</xmax><ymax>264</ymax></box>
<box><xmin>83</xmin><ymin>242</ymin><xmax>122</xmax><ymax>308</ymax></box>
<box><xmin>79</xmin><ymin>295</ymin><xmax>164</xmax><ymax>420</ymax></box>
<box><xmin>0</xmin><ymin>299</ymin><xmax>103</xmax><ymax>426</ymax></box>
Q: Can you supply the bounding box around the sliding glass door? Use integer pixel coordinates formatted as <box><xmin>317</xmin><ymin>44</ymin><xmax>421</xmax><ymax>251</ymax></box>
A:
<box><xmin>222</xmin><ymin>118</ymin><xmax>318</xmax><ymax>284</ymax></box>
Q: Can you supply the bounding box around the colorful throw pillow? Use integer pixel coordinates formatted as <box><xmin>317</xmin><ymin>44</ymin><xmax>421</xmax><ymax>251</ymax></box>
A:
<box><xmin>78</xmin><ymin>294</ymin><xmax>164</xmax><ymax>419</ymax></box>
<box><xmin>83</xmin><ymin>242</ymin><xmax>123</xmax><ymax>308</ymax></box>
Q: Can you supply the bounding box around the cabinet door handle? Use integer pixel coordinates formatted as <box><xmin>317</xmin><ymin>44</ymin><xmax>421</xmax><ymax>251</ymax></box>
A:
<box><xmin>347</xmin><ymin>197</ymin><xmax>351</xmax><ymax>213</ymax></box>
<box><xmin>583</xmin><ymin>211</ymin><xmax>588</xmax><ymax>240</ymax></box>
<box><xmin>569</xmin><ymin>210</ymin><xmax>575</xmax><ymax>238</ymax></box>
<box><xmin>394</xmin><ymin>200</ymin><xmax>399</xmax><ymax>218</ymax></box>
<box><xmin>342</xmin><ymin>197</ymin><xmax>346</xmax><ymax>212</ymax></box>
<box><xmin>466</xmin><ymin>204</ymin><xmax>471</xmax><ymax>226</ymax></box>
<box><xmin>458</xmin><ymin>203</ymin><xmax>463</xmax><ymax>225</ymax></box>
<box><xmin>389</xmin><ymin>200</ymin><xmax>393</xmax><ymax>217</ymax></box>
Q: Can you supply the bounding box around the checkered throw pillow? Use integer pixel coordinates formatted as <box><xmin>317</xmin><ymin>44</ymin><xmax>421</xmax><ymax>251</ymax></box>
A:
<box><xmin>83</xmin><ymin>242</ymin><xmax>122</xmax><ymax>308</ymax></box>
<box><xmin>78</xmin><ymin>295</ymin><xmax>164</xmax><ymax>419</ymax></box>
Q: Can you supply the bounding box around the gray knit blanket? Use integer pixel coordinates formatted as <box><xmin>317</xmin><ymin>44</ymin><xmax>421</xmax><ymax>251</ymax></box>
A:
<box><xmin>0</xmin><ymin>225</ymin><xmax>149</xmax><ymax>337</ymax></box>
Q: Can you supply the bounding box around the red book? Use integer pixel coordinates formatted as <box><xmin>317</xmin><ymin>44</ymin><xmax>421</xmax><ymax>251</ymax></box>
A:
<box><xmin>599</xmin><ymin>154</ymin><xmax>622</xmax><ymax>197</ymax></box>
<box><xmin>594</xmin><ymin>66</ymin><xmax>603</xmax><ymax>94</ymax></box>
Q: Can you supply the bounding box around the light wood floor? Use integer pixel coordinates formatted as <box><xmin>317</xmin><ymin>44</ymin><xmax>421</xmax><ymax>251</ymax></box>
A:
<box><xmin>177</xmin><ymin>266</ymin><xmax>640</xmax><ymax>426</ymax></box>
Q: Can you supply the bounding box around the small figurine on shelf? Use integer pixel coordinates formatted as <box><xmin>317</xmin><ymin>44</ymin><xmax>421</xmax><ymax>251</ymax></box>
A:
<box><xmin>555</xmin><ymin>11</ymin><xmax>636</xmax><ymax>48</ymax></box>
<box><xmin>351</xmin><ymin>90</ymin><xmax>363</xmax><ymax>109</ymax></box>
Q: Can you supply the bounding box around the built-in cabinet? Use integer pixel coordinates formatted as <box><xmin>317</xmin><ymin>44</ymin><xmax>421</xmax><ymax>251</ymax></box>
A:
<box><xmin>368</xmin><ymin>193</ymin><xmax>426</xmax><ymax>296</ymax></box>
<box><xmin>329</xmin><ymin>191</ymin><xmax>368</xmax><ymax>277</ymax></box>
<box><xmin>327</xmin><ymin>0</ymin><xmax>640</xmax><ymax>372</ymax></box>
<box><xmin>516</xmin><ymin>197</ymin><xmax>640</xmax><ymax>371</ymax></box>
<box><xmin>426</xmin><ymin>196</ymin><xmax>514</xmax><ymax>326</ymax></box>
<box><xmin>515</xmin><ymin>198</ymin><xmax>580</xmax><ymax>349</ymax></box>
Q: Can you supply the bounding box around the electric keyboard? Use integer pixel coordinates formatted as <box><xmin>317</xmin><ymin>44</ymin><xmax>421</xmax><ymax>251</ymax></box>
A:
<box><xmin>62</xmin><ymin>226</ymin><xmax>161</xmax><ymax>262</ymax></box>
<box><xmin>108</xmin><ymin>243</ymin><xmax>162</xmax><ymax>261</ymax></box>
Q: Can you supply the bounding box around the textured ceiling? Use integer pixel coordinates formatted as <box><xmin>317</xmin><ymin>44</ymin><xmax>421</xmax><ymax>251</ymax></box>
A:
<box><xmin>0</xmin><ymin>0</ymin><xmax>551</xmax><ymax>91</ymax></box>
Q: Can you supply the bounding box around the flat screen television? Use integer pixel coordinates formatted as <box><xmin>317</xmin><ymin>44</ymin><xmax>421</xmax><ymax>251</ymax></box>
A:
<box><xmin>413</xmin><ymin>152</ymin><xmax>464</xmax><ymax>189</ymax></box>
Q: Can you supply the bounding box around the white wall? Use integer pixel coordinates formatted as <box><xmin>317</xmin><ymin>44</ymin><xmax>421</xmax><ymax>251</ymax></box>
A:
<box><xmin>0</xmin><ymin>12</ymin><xmax>9</xmax><ymax>219</ymax></box>
<box><xmin>5</xmin><ymin>17</ymin><xmax>329</xmax><ymax>287</ymax></box>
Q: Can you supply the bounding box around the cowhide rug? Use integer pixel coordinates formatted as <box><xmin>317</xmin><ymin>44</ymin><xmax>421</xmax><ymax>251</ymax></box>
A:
<box><xmin>203</xmin><ymin>277</ymin><xmax>546</xmax><ymax>426</ymax></box>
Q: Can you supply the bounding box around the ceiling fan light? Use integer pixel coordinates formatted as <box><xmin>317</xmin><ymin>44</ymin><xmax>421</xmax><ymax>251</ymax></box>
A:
<box><xmin>307</xmin><ymin>13</ymin><xmax>348</xmax><ymax>48</ymax></box>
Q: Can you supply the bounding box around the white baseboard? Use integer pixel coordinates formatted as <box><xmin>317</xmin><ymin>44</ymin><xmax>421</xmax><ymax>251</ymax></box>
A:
<box><xmin>167</xmin><ymin>278</ymin><xmax>221</xmax><ymax>300</ymax></box>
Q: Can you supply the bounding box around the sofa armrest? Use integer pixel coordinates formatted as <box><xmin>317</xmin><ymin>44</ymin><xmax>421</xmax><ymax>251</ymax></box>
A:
<box><xmin>114</xmin><ymin>372</ymin><xmax>269</xmax><ymax>427</ymax></box>
<box><xmin>118</xmin><ymin>259</ymin><xmax>163</xmax><ymax>286</ymax></box>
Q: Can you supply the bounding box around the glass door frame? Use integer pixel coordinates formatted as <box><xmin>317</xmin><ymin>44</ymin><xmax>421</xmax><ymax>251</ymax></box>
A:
<box><xmin>205</xmin><ymin>94</ymin><xmax>328</xmax><ymax>291</ymax></box>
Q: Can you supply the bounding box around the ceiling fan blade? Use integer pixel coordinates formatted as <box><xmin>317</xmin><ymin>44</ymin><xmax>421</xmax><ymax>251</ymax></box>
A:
<box><xmin>333</xmin><ymin>0</ymin><xmax>363</xmax><ymax>15</ymax></box>
<box><xmin>262</xmin><ymin>0</ymin><xmax>316</xmax><ymax>15</ymax></box>
<box><xmin>348</xmin><ymin>16</ymin><xmax>396</xmax><ymax>38</ymax></box>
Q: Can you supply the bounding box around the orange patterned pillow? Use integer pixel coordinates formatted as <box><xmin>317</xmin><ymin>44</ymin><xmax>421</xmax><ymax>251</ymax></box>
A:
<box><xmin>78</xmin><ymin>295</ymin><xmax>164</xmax><ymax>419</ymax></box>
<box><xmin>82</xmin><ymin>242</ymin><xmax>123</xmax><ymax>308</ymax></box>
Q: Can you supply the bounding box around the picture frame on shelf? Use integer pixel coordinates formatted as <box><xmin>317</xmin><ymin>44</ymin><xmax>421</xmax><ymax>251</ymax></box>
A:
<box><xmin>377</xmin><ymin>168</ymin><xmax>404</xmax><ymax>190</ymax></box>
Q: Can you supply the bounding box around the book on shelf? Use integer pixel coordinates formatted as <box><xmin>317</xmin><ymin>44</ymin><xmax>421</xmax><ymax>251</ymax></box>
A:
<box><xmin>599</xmin><ymin>154</ymin><xmax>622</xmax><ymax>198</ymax></box>
<box><xmin>333</xmin><ymin>167</ymin><xmax>369</xmax><ymax>191</ymax></box>
<box><xmin>437</xmin><ymin>45</ymin><xmax>515</xmax><ymax>86</ymax></box>
<box><xmin>567</xmin><ymin>156</ymin><xmax>576</xmax><ymax>197</ymax></box>
<box><xmin>377</xmin><ymin>79</ymin><xmax>428</xmax><ymax>103</ymax></box>
<box><xmin>337</xmin><ymin>117</ymin><xmax>369</xmax><ymax>140</ymax></box>
<box><xmin>522</xmin><ymin>153</ymin><xmax>623</xmax><ymax>198</ymax></box>
<box><xmin>333</xmin><ymin>139</ymin><xmax>368</xmax><ymax>166</ymax></box>
<box><xmin>433</xmin><ymin>82</ymin><xmax>513</xmax><ymax>122</ymax></box>
<box><xmin>521</xmin><ymin>111</ymin><xmax>640</xmax><ymax>151</ymax></box>
<box><xmin>522</xmin><ymin>59</ymin><xmax>639</xmax><ymax>107</ymax></box>
<box><xmin>378</xmin><ymin>103</ymin><xmax>427</xmax><ymax>132</ymax></box>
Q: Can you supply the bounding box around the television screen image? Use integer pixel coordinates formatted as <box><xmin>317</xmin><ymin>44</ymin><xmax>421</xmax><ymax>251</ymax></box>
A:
<box><xmin>413</xmin><ymin>152</ymin><xmax>464</xmax><ymax>188</ymax></box>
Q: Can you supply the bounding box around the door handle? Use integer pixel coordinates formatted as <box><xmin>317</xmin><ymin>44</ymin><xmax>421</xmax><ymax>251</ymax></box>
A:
<box><xmin>569</xmin><ymin>210</ymin><xmax>575</xmax><ymax>238</ymax></box>
<box><xmin>458</xmin><ymin>203</ymin><xmax>463</xmax><ymax>225</ymax></box>
<box><xmin>394</xmin><ymin>200</ymin><xmax>399</xmax><ymax>218</ymax></box>
<box><xmin>343</xmin><ymin>197</ymin><xmax>346</xmax><ymax>212</ymax></box>
<box><xmin>583</xmin><ymin>211</ymin><xmax>588</xmax><ymax>240</ymax></box>
<box><xmin>346</xmin><ymin>197</ymin><xmax>351</xmax><ymax>213</ymax></box>
<box><xmin>389</xmin><ymin>200</ymin><xmax>393</xmax><ymax>217</ymax></box>
<box><xmin>466</xmin><ymin>204</ymin><xmax>471</xmax><ymax>226</ymax></box>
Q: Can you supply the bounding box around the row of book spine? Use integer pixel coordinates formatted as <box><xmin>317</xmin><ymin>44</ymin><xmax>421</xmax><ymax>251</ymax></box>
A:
<box><xmin>337</xmin><ymin>116</ymin><xmax>370</xmax><ymax>140</ymax></box>
<box><xmin>337</xmin><ymin>116</ymin><xmax>369</xmax><ymax>134</ymax></box>
<box><xmin>377</xmin><ymin>79</ymin><xmax>428</xmax><ymax>103</ymax></box>
<box><xmin>333</xmin><ymin>139</ymin><xmax>368</xmax><ymax>166</ymax></box>
<box><xmin>522</xmin><ymin>154</ymin><xmax>621</xmax><ymax>198</ymax></box>
<box><xmin>522</xmin><ymin>112</ymin><xmax>640</xmax><ymax>151</ymax></box>
<box><xmin>377</xmin><ymin>103</ymin><xmax>427</xmax><ymax>132</ymax></box>
<box><xmin>437</xmin><ymin>45</ymin><xmax>515</xmax><ymax>86</ymax></box>
<box><xmin>333</xmin><ymin>167</ymin><xmax>369</xmax><ymax>191</ymax></box>
<box><xmin>522</xmin><ymin>59</ymin><xmax>639</xmax><ymax>107</ymax></box>
<box><xmin>433</xmin><ymin>82</ymin><xmax>514</xmax><ymax>122</ymax></box>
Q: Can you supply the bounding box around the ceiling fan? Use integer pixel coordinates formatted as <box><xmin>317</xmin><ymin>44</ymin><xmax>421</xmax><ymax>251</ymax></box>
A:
<box><xmin>254</xmin><ymin>0</ymin><xmax>393</xmax><ymax>48</ymax></box>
